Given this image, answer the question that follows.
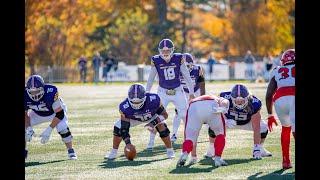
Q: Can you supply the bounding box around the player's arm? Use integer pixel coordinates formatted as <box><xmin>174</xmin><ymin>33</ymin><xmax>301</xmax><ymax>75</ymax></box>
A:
<box><xmin>25</xmin><ymin>110</ymin><xmax>34</xmax><ymax>142</ymax></box>
<box><xmin>198</xmin><ymin>66</ymin><xmax>206</xmax><ymax>95</ymax></box>
<box><xmin>39</xmin><ymin>91</ymin><xmax>64</xmax><ymax>144</ymax></box>
<box><xmin>120</xmin><ymin>111</ymin><xmax>132</xmax><ymax>145</ymax></box>
<box><xmin>49</xmin><ymin>92</ymin><xmax>65</xmax><ymax>129</ymax></box>
<box><xmin>146</xmin><ymin>60</ymin><xmax>157</xmax><ymax>92</ymax></box>
<box><xmin>180</xmin><ymin>61</ymin><xmax>195</xmax><ymax>99</ymax></box>
<box><xmin>266</xmin><ymin>77</ymin><xmax>278</xmax><ymax>131</ymax></box>
<box><xmin>145</xmin><ymin>102</ymin><xmax>168</xmax><ymax>131</ymax></box>
<box><xmin>251</xmin><ymin>110</ymin><xmax>262</xmax><ymax>145</ymax></box>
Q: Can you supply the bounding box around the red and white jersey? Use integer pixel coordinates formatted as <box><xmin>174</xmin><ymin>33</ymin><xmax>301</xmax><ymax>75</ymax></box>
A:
<box><xmin>270</xmin><ymin>64</ymin><xmax>295</xmax><ymax>101</ymax></box>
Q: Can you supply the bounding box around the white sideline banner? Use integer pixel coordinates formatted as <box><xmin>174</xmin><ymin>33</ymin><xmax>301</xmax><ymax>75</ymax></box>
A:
<box><xmin>234</xmin><ymin>62</ymin><xmax>265</xmax><ymax>79</ymax></box>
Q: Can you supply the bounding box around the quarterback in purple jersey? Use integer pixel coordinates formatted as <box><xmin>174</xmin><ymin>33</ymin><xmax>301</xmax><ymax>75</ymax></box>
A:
<box><xmin>25</xmin><ymin>75</ymin><xmax>77</xmax><ymax>160</ymax></box>
<box><xmin>145</xmin><ymin>39</ymin><xmax>195</xmax><ymax>148</ymax></box>
<box><xmin>203</xmin><ymin>84</ymin><xmax>272</xmax><ymax>161</ymax></box>
<box><xmin>105</xmin><ymin>83</ymin><xmax>175</xmax><ymax>160</ymax></box>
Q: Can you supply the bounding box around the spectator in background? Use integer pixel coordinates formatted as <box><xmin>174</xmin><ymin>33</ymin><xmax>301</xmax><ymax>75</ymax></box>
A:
<box><xmin>207</xmin><ymin>53</ymin><xmax>217</xmax><ymax>82</ymax></box>
<box><xmin>92</xmin><ymin>52</ymin><xmax>102</xmax><ymax>83</ymax></box>
<box><xmin>78</xmin><ymin>55</ymin><xmax>87</xmax><ymax>83</ymax></box>
<box><xmin>103</xmin><ymin>55</ymin><xmax>114</xmax><ymax>82</ymax></box>
<box><xmin>244</xmin><ymin>50</ymin><xmax>256</xmax><ymax>82</ymax></box>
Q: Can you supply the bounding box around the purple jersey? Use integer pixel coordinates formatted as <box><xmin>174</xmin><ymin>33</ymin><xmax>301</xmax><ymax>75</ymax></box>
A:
<box><xmin>25</xmin><ymin>84</ymin><xmax>59</xmax><ymax>117</ymax></box>
<box><xmin>219</xmin><ymin>91</ymin><xmax>262</xmax><ymax>125</ymax></box>
<box><xmin>151</xmin><ymin>53</ymin><xmax>183</xmax><ymax>89</ymax></box>
<box><xmin>119</xmin><ymin>93</ymin><xmax>163</xmax><ymax>122</ymax></box>
<box><xmin>181</xmin><ymin>65</ymin><xmax>203</xmax><ymax>93</ymax></box>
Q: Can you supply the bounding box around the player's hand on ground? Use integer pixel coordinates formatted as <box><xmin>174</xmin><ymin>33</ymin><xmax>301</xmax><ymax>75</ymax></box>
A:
<box><xmin>267</xmin><ymin>115</ymin><xmax>278</xmax><ymax>132</ymax></box>
<box><xmin>252</xmin><ymin>144</ymin><xmax>262</xmax><ymax>160</ymax></box>
<box><xmin>25</xmin><ymin>126</ymin><xmax>34</xmax><ymax>142</ymax></box>
<box><xmin>40</xmin><ymin>126</ymin><xmax>53</xmax><ymax>144</ymax></box>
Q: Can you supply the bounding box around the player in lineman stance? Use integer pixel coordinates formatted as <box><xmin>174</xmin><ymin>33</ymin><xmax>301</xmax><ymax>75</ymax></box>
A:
<box><xmin>25</xmin><ymin>75</ymin><xmax>77</xmax><ymax>160</ymax></box>
<box><xmin>145</xmin><ymin>39</ymin><xmax>195</xmax><ymax>149</ymax></box>
<box><xmin>177</xmin><ymin>95</ymin><xmax>229</xmax><ymax>167</ymax></box>
<box><xmin>266</xmin><ymin>49</ymin><xmax>295</xmax><ymax>169</ymax></box>
<box><xmin>105</xmin><ymin>83</ymin><xmax>175</xmax><ymax>159</ymax></box>
<box><xmin>204</xmin><ymin>84</ymin><xmax>272</xmax><ymax>160</ymax></box>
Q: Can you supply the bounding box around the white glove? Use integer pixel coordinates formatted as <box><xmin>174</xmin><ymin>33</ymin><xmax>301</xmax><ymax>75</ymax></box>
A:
<box><xmin>252</xmin><ymin>144</ymin><xmax>262</xmax><ymax>160</ymax></box>
<box><xmin>25</xmin><ymin>126</ymin><xmax>34</xmax><ymax>142</ymax></box>
<box><xmin>40</xmin><ymin>126</ymin><xmax>53</xmax><ymax>144</ymax></box>
<box><xmin>225</xmin><ymin>119</ymin><xmax>236</xmax><ymax>128</ymax></box>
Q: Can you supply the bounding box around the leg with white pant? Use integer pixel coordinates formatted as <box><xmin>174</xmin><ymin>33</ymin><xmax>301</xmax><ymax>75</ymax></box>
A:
<box><xmin>290</xmin><ymin>97</ymin><xmax>295</xmax><ymax>138</ymax></box>
<box><xmin>207</xmin><ymin>114</ymin><xmax>228</xmax><ymax>167</ymax></box>
<box><xmin>171</xmin><ymin>89</ymin><xmax>188</xmax><ymax>142</ymax></box>
<box><xmin>274</xmin><ymin>96</ymin><xmax>295</xmax><ymax>169</ymax></box>
<box><xmin>28</xmin><ymin>108</ymin><xmax>77</xmax><ymax>160</ymax></box>
<box><xmin>177</xmin><ymin>105</ymin><xmax>202</xmax><ymax>166</ymax></box>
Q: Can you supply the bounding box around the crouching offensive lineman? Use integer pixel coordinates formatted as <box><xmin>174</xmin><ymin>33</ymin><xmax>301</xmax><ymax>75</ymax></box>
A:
<box><xmin>204</xmin><ymin>84</ymin><xmax>272</xmax><ymax>160</ymax></box>
<box><xmin>177</xmin><ymin>95</ymin><xmax>229</xmax><ymax>167</ymax></box>
<box><xmin>25</xmin><ymin>75</ymin><xmax>77</xmax><ymax>160</ymax></box>
<box><xmin>105</xmin><ymin>83</ymin><xmax>175</xmax><ymax>160</ymax></box>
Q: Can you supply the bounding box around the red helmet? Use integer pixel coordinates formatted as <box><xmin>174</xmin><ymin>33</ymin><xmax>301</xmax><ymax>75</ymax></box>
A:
<box><xmin>280</xmin><ymin>49</ymin><xmax>295</xmax><ymax>66</ymax></box>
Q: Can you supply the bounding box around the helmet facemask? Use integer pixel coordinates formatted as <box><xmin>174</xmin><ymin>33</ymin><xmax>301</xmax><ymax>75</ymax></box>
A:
<box><xmin>231</xmin><ymin>96</ymin><xmax>249</xmax><ymax>110</ymax></box>
<box><xmin>27</xmin><ymin>87</ymin><xmax>44</xmax><ymax>102</ymax></box>
<box><xmin>128</xmin><ymin>96</ymin><xmax>146</xmax><ymax>110</ymax></box>
<box><xmin>159</xmin><ymin>47</ymin><xmax>174</xmax><ymax>62</ymax></box>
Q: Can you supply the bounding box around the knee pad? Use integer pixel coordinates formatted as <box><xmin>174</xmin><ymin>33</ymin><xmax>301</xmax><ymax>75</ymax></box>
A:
<box><xmin>182</xmin><ymin>139</ymin><xmax>193</xmax><ymax>153</ymax></box>
<box><xmin>261</xmin><ymin>130</ymin><xmax>268</xmax><ymax>139</ymax></box>
<box><xmin>58</xmin><ymin>127</ymin><xmax>73</xmax><ymax>143</ymax></box>
<box><xmin>157</xmin><ymin>123</ymin><xmax>170</xmax><ymax>138</ymax></box>
<box><xmin>208</xmin><ymin>128</ymin><xmax>216</xmax><ymax>138</ymax></box>
<box><xmin>113</xmin><ymin>126</ymin><xmax>121</xmax><ymax>137</ymax></box>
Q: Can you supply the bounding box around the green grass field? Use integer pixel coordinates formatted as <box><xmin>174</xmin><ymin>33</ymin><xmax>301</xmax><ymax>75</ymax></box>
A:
<box><xmin>25</xmin><ymin>82</ymin><xmax>295</xmax><ymax>179</ymax></box>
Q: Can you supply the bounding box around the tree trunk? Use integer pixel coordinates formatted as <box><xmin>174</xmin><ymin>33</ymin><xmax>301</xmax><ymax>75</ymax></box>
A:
<box><xmin>155</xmin><ymin>0</ymin><xmax>167</xmax><ymax>24</ymax></box>
<box><xmin>182</xmin><ymin>0</ymin><xmax>187</xmax><ymax>52</ymax></box>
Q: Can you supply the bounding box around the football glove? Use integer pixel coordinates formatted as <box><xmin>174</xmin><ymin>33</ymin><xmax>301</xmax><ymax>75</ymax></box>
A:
<box><xmin>40</xmin><ymin>126</ymin><xmax>53</xmax><ymax>144</ymax></box>
<box><xmin>25</xmin><ymin>126</ymin><xmax>34</xmax><ymax>142</ymax></box>
<box><xmin>267</xmin><ymin>115</ymin><xmax>278</xmax><ymax>132</ymax></box>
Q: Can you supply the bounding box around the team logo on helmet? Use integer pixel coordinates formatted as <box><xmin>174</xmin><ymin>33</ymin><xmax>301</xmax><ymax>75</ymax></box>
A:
<box><xmin>158</xmin><ymin>39</ymin><xmax>174</xmax><ymax>62</ymax></box>
<box><xmin>26</xmin><ymin>75</ymin><xmax>45</xmax><ymax>102</ymax></box>
<box><xmin>128</xmin><ymin>83</ymin><xmax>147</xmax><ymax>110</ymax></box>
<box><xmin>230</xmin><ymin>84</ymin><xmax>250</xmax><ymax>110</ymax></box>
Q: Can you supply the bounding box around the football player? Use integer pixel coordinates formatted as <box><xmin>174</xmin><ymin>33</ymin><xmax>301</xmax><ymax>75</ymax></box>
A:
<box><xmin>25</xmin><ymin>75</ymin><xmax>77</xmax><ymax>160</ymax></box>
<box><xmin>105</xmin><ymin>83</ymin><xmax>175</xmax><ymax>160</ymax></box>
<box><xmin>177</xmin><ymin>95</ymin><xmax>229</xmax><ymax>167</ymax></box>
<box><xmin>145</xmin><ymin>39</ymin><xmax>195</xmax><ymax>148</ymax></box>
<box><xmin>266</xmin><ymin>49</ymin><xmax>295</xmax><ymax>169</ymax></box>
<box><xmin>204</xmin><ymin>84</ymin><xmax>272</xmax><ymax>160</ymax></box>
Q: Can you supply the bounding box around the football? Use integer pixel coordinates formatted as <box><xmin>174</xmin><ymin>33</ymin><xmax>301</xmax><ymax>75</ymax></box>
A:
<box><xmin>124</xmin><ymin>144</ymin><xmax>137</xmax><ymax>161</ymax></box>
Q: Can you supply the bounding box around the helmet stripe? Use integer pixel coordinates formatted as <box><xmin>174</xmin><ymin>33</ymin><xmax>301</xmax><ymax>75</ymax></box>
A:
<box><xmin>32</xmin><ymin>76</ymin><xmax>34</xmax><ymax>88</ymax></box>
<box><xmin>237</xmin><ymin>85</ymin><xmax>240</xmax><ymax>97</ymax></box>
<box><xmin>164</xmin><ymin>40</ymin><xmax>167</xmax><ymax>47</ymax></box>
<box><xmin>134</xmin><ymin>84</ymin><xmax>138</xmax><ymax>98</ymax></box>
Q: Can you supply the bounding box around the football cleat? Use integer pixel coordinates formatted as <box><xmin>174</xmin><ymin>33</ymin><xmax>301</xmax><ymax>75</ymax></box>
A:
<box><xmin>105</xmin><ymin>149</ymin><xmax>118</xmax><ymax>160</ymax></box>
<box><xmin>177</xmin><ymin>152</ymin><xmax>188</xmax><ymax>167</ymax></box>
<box><xmin>261</xmin><ymin>147</ymin><xmax>272</xmax><ymax>157</ymax></box>
<box><xmin>68</xmin><ymin>148</ymin><xmax>77</xmax><ymax>160</ymax></box>
<box><xmin>214</xmin><ymin>156</ymin><xmax>228</xmax><ymax>167</ymax></box>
